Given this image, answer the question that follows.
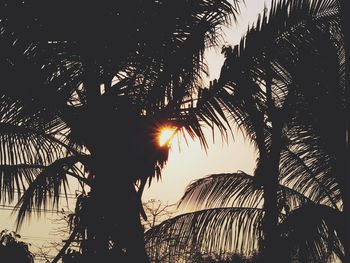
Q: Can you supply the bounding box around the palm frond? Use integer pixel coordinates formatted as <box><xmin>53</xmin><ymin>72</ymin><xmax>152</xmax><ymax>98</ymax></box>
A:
<box><xmin>279</xmin><ymin>204</ymin><xmax>344</xmax><ymax>262</ymax></box>
<box><xmin>0</xmin><ymin>95</ymin><xmax>84</xmax><ymax>206</ymax></box>
<box><xmin>179</xmin><ymin>172</ymin><xmax>263</xmax><ymax>210</ymax></box>
<box><xmin>0</xmin><ymin>95</ymin><xmax>79</xmax><ymax>157</ymax></box>
<box><xmin>179</xmin><ymin>172</ymin><xmax>322</xmax><ymax>214</ymax></box>
<box><xmin>213</xmin><ymin>0</ymin><xmax>344</xmax><ymax>209</ymax></box>
<box><xmin>1</xmin><ymin>0</ymin><xmax>239</xmax><ymax>158</ymax></box>
<box><xmin>280</xmin><ymin>146</ymin><xmax>342</xmax><ymax>210</ymax></box>
<box><xmin>145</xmin><ymin>207</ymin><xmax>267</xmax><ymax>262</ymax></box>
<box><xmin>14</xmin><ymin>156</ymin><xmax>81</xmax><ymax>228</ymax></box>
<box><xmin>217</xmin><ymin>0</ymin><xmax>342</xmax><ymax>122</ymax></box>
<box><xmin>0</xmin><ymin>164</ymin><xmax>44</xmax><ymax>204</ymax></box>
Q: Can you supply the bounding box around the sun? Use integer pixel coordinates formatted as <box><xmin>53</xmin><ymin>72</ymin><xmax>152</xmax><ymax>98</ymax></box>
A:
<box><xmin>158</xmin><ymin>127</ymin><xmax>176</xmax><ymax>146</ymax></box>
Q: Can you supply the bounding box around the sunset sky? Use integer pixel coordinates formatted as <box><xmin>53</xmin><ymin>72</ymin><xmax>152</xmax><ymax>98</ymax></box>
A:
<box><xmin>143</xmin><ymin>127</ymin><xmax>257</xmax><ymax>205</ymax></box>
<box><xmin>143</xmin><ymin>0</ymin><xmax>271</xmax><ymax>205</ymax></box>
<box><xmin>0</xmin><ymin>0</ymin><xmax>271</xmax><ymax>260</ymax></box>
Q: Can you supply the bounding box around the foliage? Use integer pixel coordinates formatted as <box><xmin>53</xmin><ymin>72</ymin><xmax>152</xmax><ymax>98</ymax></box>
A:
<box><xmin>0</xmin><ymin>0</ymin><xmax>240</xmax><ymax>261</ymax></box>
<box><xmin>142</xmin><ymin>199</ymin><xmax>175</xmax><ymax>230</ymax></box>
<box><xmin>217</xmin><ymin>0</ymin><xmax>344</xmax><ymax>206</ymax></box>
<box><xmin>217</xmin><ymin>0</ymin><xmax>346</xmax><ymax>259</ymax></box>
<box><xmin>202</xmin><ymin>0</ymin><xmax>346</xmax><ymax>261</ymax></box>
<box><xmin>189</xmin><ymin>251</ymin><xmax>262</xmax><ymax>263</ymax></box>
<box><xmin>0</xmin><ymin>230</ymin><xmax>34</xmax><ymax>263</ymax></box>
<box><xmin>145</xmin><ymin>172</ymin><xmax>343</xmax><ymax>262</ymax></box>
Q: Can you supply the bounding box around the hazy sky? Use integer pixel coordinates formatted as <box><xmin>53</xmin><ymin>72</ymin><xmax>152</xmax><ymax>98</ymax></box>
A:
<box><xmin>143</xmin><ymin>128</ymin><xmax>257</xmax><ymax>205</ymax></box>
<box><xmin>143</xmin><ymin>0</ymin><xmax>271</xmax><ymax>205</ymax></box>
<box><xmin>0</xmin><ymin>0</ymin><xmax>271</xmax><ymax>260</ymax></box>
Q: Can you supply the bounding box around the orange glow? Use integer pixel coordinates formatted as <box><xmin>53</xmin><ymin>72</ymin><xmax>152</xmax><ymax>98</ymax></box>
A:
<box><xmin>158</xmin><ymin>127</ymin><xmax>176</xmax><ymax>146</ymax></box>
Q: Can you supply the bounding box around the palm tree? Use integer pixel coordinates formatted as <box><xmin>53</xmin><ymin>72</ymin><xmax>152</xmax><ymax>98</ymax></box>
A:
<box><xmin>145</xmin><ymin>172</ymin><xmax>343</xmax><ymax>262</ymax></box>
<box><xmin>216</xmin><ymin>0</ymin><xmax>346</xmax><ymax>260</ymax></box>
<box><xmin>147</xmin><ymin>0</ymin><xmax>348</xmax><ymax>261</ymax></box>
<box><xmin>0</xmin><ymin>1</ymin><xmax>239</xmax><ymax>262</ymax></box>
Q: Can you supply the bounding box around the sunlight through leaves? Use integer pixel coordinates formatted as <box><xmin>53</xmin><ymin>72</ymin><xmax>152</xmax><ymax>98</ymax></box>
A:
<box><xmin>158</xmin><ymin>127</ymin><xmax>177</xmax><ymax>146</ymax></box>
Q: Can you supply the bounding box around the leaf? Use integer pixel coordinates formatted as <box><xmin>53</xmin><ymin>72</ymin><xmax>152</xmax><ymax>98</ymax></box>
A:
<box><xmin>15</xmin><ymin>156</ymin><xmax>80</xmax><ymax>228</ymax></box>
<box><xmin>278</xmin><ymin>204</ymin><xmax>344</xmax><ymax>262</ymax></box>
<box><xmin>145</xmin><ymin>207</ymin><xmax>268</xmax><ymax>261</ymax></box>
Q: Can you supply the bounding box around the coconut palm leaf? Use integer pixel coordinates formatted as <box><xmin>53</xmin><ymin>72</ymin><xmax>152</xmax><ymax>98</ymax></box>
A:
<box><xmin>166</xmin><ymin>1</ymin><xmax>345</xmax><ymax>261</ymax></box>
<box><xmin>147</xmin><ymin>172</ymin><xmax>342</xmax><ymax>262</ymax></box>
<box><xmin>179</xmin><ymin>172</ymin><xmax>264</xmax><ymax>210</ymax></box>
<box><xmin>1</xmin><ymin>1</ymin><xmax>241</xmax><ymax>260</ymax></box>
<box><xmin>0</xmin><ymin>0</ymin><xmax>238</xmax><ymax>157</ymax></box>
<box><xmin>0</xmin><ymin>95</ymin><xmax>83</xmax><ymax>206</ymax></box>
<box><xmin>212</xmin><ymin>0</ymin><xmax>344</xmax><ymax>208</ymax></box>
<box><xmin>179</xmin><ymin>172</ymin><xmax>322</xmax><ymax>214</ymax></box>
<box><xmin>0</xmin><ymin>164</ymin><xmax>44</xmax><ymax>204</ymax></box>
<box><xmin>279</xmin><ymin>203</ymin><xmax>344</xmax><ymax>262</ymax></box>
<box><xmin>145</xmin><ymin>168</ymin><xmax>343</xmax><ymax>262</ymax></box>
<box><xmin>145</xmin><ymin>207</ymin><xmax>270</xmax><ymax>262</ymax></box>
<box><xmin>0</xmin><ymin>0</ymin><xmax>240</xmax><ymax>174</ymax></box>
<box><xmin>216</xmin><ymin>0</ymin><xmax>342</xmax><ymax>139</ymax></box>
<box><xmin>274</xmin><ymin>25</ymin><xmax>344</xmax><ymax>211</ymax></box>
<box><xmin>0</xmin><ymin>0</ymin><xmax>237</xmax><ymax>106</ymax></box>
<box><xmin>14</xmin><ymin>156</ymin><xmax>84</xmax><ymax>228</ymax></box>
<box><xmin>280</xmin><ymin>146</ymin><xmax>342</xmax><ymax>210</ymax></box>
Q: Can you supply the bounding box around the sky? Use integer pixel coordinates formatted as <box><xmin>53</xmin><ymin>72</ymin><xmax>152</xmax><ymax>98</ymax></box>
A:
<box><xmin>143</xmin><ymin>127</ymin><xmax>257</xmax><ymax>205</ymax></box>
<box><xmin>0</xmin><ymin>0</ymin><xmax>271</xmax><ymax>261</ymax></box>
<box><xmin>142</xmin><ymin>0</ymin><xmax>271</xmax><ymax>205</ymax></box>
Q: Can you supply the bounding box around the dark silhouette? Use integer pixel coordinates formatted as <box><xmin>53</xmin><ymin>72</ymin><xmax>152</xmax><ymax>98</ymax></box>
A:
<box><xmin>0</xmin><ymin>0</ymin><xmax>348</xmax><ymax>262</ymax></box>
<box><xmin>0</xmin><ymin>230</ymin><xmax>34</xmax><ymax>263</ymax></box>
<box><xmin>145</xmin><ymin>172</ymin><xmax>342</xmax><ymax>262</ymax></box>
<box><xmin>146</xmin><ymin>0</ymin><xmax>348</xmax><ymax>262</ymax></box>
<box><xmin>142</xmin><ymin>199</ymin><xmax>175</xmax><ymax>230</ymax></box>
<box><xmin>217</xmin><ymin>0</ymin><xmax>347</xmax><ymax>261</ymax></box>
<box><xmin>0</xmin><ymin>0</ymin><xmax>239</xmax><ymax>262</ymax></box>
<box><xmin>189</xmin><ymin>251</ymin><xmax>262</xmax><ymax>263</ymax></box>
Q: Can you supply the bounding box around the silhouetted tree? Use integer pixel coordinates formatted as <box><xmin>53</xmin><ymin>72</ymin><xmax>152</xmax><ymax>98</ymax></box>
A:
<box><xmin>216</xmin><ymin>0</ymin><xmax>346</xmax><ymax>260</ymax></box>
<box><xmin>142</xmin><ymin>199</ymin><xmax>175</xmax><ymax>230</ymax></box>
<box><xmin>61</xmin><ymin>248</ymin><xmax>84</xmax><ymax>263</ymax></box>
<box><xmin>147</xmin><ymin>0</ymin><xmax>348</xmax><ymax>261</ymax></box>
<box><xmin>0</xmin><ymin>230</ymin><xmax>34</xmax><ymax>263</ymax></box>
<box><xmin>145</xmin><ymin>172</ymin><xmax>343</xmax><ymax>262</ymax></box>
<box><xmin>0</xmin><ymin>1</ymin><xmax>239</xmax><ymax>262</ymax></box>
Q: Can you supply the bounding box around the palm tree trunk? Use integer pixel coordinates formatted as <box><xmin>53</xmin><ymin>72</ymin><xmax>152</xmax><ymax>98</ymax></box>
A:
<box><xmin>262</xmin><ymin>69</ymin><xmax>283</xmax><ymax>261</ymax></box>
<box><xmin>91</xmin><ymin>154</ymin><xmax>150</xmax><ymax>263</ymax></box>
<box><xmin>82</xmin><ymin>57</ymin><xmax>100</xmax><ymax>108</ymax></box>
<box><xmin>79</xmin><ymin>64</ymin><xmax>150</xmax><ymax>262</ymax></box>
<box><xmin>121</xmin><ymin>184</ymin><xmax>150</xmax><ymax>263</ymax></box>
<box><xmin>262</xmin><ymin>120</ymin><xmax>283</xmax><ymax>261</ymax></box>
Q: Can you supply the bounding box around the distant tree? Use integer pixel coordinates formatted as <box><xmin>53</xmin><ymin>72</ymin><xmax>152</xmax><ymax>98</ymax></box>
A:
<box><xmin>0</xmin><ymin>230</ymin><xmax>34</xmax><ymax>263</ymax></box>
<box><xmin>142</xmin><ymin>199</ymin><xmax>175</xmax><ymax>230</ymax></box>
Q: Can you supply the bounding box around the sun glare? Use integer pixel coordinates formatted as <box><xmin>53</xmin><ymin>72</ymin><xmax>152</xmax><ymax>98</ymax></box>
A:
<box><xmin>158</xmin><ymin>127</ymin><xmax>176</xmax><ymax>146</ymax></box>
